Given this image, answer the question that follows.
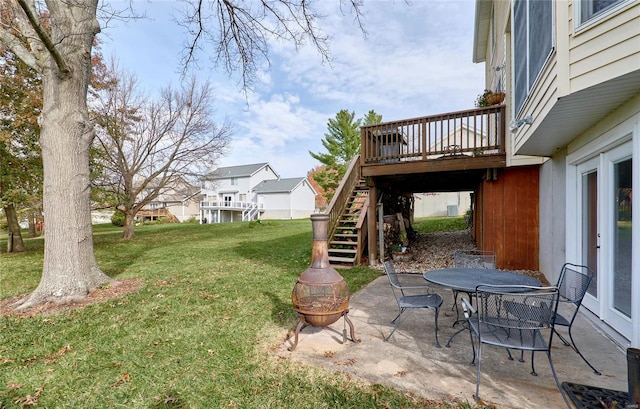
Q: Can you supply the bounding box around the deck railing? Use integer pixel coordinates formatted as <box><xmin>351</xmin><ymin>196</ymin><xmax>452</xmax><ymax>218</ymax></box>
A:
<box><xmin>360</xmin><ymin>105</ymin><xmax>505</xmax><ymax>164</ymax></box>
<box><xmin>200</xmin><ymin>201</ymin><xmax>265</xmax><ymax>211</ymax></box>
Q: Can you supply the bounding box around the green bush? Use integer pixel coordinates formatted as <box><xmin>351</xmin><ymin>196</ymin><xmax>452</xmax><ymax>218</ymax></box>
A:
<box><xmin>111</xmin><ymin>209</ymin><xmax>125</xmax><ymax>226</ymax></box>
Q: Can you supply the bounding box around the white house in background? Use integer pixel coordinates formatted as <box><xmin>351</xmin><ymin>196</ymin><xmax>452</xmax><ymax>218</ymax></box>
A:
<box><xmin>137</xmin><ymin>179</ymin><xmax>202</xmax><ymax>223</ymax></box>
<box><xmin>253</xmin><ymin>177</ymin><xmax>317</xmax><ymax>220</ymax></box>
<box><xmin>200</xmin><ymin>162</ymin><xmax>316</xmax><ymax>223</ymax></box>
<box><xmin>413</xmin><ymin>192</ymin><xmax>472</xmax><ymax>218</ymax></box>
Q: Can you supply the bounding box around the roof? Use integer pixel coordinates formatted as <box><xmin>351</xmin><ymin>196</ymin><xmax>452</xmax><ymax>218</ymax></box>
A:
<box><xmin>253</xmin><ymin>177</ymin><xmax>315</xmax><ymax>194</ymax></box>
<box><xmin>472</xmin><ymin>0</ymin><xmax>492</xmax><ymax>63</ymax></box>
<box><xmin>206</xmin><ymin>163</ymin><xmax>273</xmax><ymax>180</ymax></box>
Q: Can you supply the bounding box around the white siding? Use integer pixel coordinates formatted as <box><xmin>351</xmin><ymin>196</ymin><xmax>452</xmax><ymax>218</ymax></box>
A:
<box><xmin>259</xmin><ymin>180</ymin><xmax>316</xmax><ymax>220</ymax></box>
<box><xmin>413</xmin><ymin>193</ymin><xmax>472</xmax><ymax>218</ymax></box>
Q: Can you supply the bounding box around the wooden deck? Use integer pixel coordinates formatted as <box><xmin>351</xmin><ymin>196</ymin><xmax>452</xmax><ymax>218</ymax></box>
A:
<box><xmin>360</xmin><ymin>105</ymin><xmax>506</xmax><ymax>183</ymax></box>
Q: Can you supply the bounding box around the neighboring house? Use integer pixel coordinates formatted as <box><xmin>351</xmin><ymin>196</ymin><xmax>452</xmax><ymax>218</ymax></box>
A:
<box><xmin>473</xmin><ymin>0</ymin><xmax>639</xmax><ymax>347</ymax></box>
<box><xmin>200</xmin><ymin>163</ymin><xmax>315</xmax><ymax>223</ymax></box>
<box><xmin>137</xmin><ymin>180</ymin><xmax>202</xmax><ymax>223</ymax></box>
<box><xmin>253</xmin><ymin>177</ymin><xmax>317</xmax><ymax>220</ymax></box>
<box><xmin>427</xmin><ymin>124</ymin><xmax>495</xmax><ymax>157</ymax></box>
<box><xmin>413</xmin><ymin>192</ymin><xmax>471</xmax><ymax>218</ymax></box>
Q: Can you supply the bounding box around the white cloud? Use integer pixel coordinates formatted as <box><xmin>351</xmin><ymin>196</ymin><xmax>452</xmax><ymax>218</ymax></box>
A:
<box><xmin>100</xmin><ymin>1</ymin><xmax>486</xmax><ymax>178</ymax></box>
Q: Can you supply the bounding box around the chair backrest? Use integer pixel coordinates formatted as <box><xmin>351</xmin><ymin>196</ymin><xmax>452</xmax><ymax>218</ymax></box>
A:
<box><xmin>383</xmin><ymin>260</ymin><xmax>401</xmax><ymax>288</ymax></box>
<box><xmin>556</xmin><ymin>263</ymin><xmax>593</xmax><ymax>306</ymax></box>
<box><xmin>454</xmin><ymin>250</ymin><xmax>496</xmax><ymax>269</ymax></box>
<box><xmin>474</xmin><ymin>285</ymin><xmax>560</xmax><ymax>332</ymax></box>
<box><xmin>383</xmin><ymin>260</ymin><xmax>405</xmax><ymax>302</ymax></box>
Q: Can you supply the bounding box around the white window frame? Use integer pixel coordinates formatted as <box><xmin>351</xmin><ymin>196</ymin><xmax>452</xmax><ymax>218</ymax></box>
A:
<box><xmin>575</xmin><ymin>0</ymin><xmax>630</xmax><ymax>30</ymax></box>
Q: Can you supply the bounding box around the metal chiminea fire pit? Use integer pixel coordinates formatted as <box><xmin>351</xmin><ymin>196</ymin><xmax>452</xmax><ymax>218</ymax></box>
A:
<box><xmin>289</xmin><ymin>213</ymin><xmax>359</xmax><ymax>351</ymax></box>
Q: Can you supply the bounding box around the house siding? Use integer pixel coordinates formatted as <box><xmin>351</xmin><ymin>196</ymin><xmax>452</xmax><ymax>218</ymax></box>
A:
<box><xmin>413</xmin><ymin>192</ymin><xmax>471</xmax><ymax>218</ymax></box>
<box><xmin>258</xmin><ymin>180</ymin><xmax>316</xmax><ymax>220</ymax></box>
<box><xmin>513</xmin><ymin>1</ymin><xmax>640</xmax><ymax>152</ymax></box>
<box><xmin>475</xmin><ymin>0</ymin><xmax>640</xmax><ymax>347</ymax></box>
<box><xmin>569</xmin><ymin>3</ymin><xmax>640</xmax><ymax>91</ymax></box>
<box><xmin>538</xmin><ymin>150</ymin><xmax>567</xmax><ymax>286</ymax></box>
<box><xmin>475</xmin><ymin>166</ymin><xmax>540</xmax><ymax>271</ymax></box>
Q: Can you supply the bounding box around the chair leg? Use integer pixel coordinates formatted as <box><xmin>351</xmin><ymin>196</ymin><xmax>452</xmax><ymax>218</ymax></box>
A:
<box><xmin>545</xmin><ymin>350</ymin><xmax>572</xmax><ymax>409</ymax></box>
<box><xmin>451</xmin><ymin>290</ymin><xmax>458</xmax><ymax>311</ymax></box>
<box><xmin>384</xmin><ymin>309</ymin><xmax>405</xmax><ymax>342</ymax></box>
<box><xmin>434</xmin><ymin>307</ymin><xmax>441</xmax><ymax>348</ymax></box>
<box><xmin>390</xmin><ymin>308</ymin><xmax>404</xmax><ymax>324</ymax></box>
<box><xmin>567</xmin><ymin>325</ymin><xmax>601</xmax><ymax>375</ymax></box>
<box><xmin>473</xmin><ymin>343</ymin><xmax>483</xmax><ymax>401</ymax></box>
<box><xmin>530</xmin><ymin>351</ymin><xmax>538</xmax><ymax>376</ymax></box>
<box><xmin>553</xmin><ymin>327</ymin><xmax>571</xmax><ymax>346</ymax></box>
<box><xmin>468</xmin><ymin>330</ymin><xmax>477</xmax><ymax>366</ymax></box>
<box><xmin>384</xmin><ymin>320</ymin><xmax>400</xmax><ymax>342</ymax></box>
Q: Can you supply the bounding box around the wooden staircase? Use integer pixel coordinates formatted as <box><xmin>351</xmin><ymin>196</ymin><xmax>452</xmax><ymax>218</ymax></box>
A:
<box><xmin>328</xmin><ymin>181</ymin><xmax>368</xmax><ymax>265</ymax></box>
<box><xmin>325</xmin><ymin>155</ymin><xmax>369</xmax><ymax>267</ymax></box>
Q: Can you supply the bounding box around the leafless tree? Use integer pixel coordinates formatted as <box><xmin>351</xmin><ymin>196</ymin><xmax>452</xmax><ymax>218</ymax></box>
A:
<box><xmin>92</xmin><ymin>64</ymin><xmax>231</xmax><ymax>239</ymax></box>
<box><xmin>0</xmin><ymin>0</ymin><xmax>365</xmax><ymax>310</ymax></box>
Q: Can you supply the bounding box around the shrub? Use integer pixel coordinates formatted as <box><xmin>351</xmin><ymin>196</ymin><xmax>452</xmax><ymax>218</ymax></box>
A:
<box><xmin>111</xmin><ymin>209</ymin><xmax>125</xmax><ymax>226</ymax></box>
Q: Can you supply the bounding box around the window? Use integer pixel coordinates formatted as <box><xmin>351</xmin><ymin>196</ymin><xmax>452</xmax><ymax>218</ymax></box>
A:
<box><xmin>231</xmin><ymin>177</ymin><xmax>238</xmax><ymax>186</ymax></box>
<box><xmin>580</xmin><ymin>0</ymin><xmax>624</xmax><ymax>24</ymax></box>
<box><xmin>513</xmin><ymin>0</ymin><xmax>553</xmax><ymax>114</ymax></box>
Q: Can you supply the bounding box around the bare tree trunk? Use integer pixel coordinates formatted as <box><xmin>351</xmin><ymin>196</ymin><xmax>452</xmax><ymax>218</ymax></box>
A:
<box><xmin>14</xmin><ymin>2</ymin><xmax>111</xmax><ymax>310</ymax></box>
<box><xmin>4</xmin><ymin>204</ymin><xmax>26</xmax><ymax>252</ymax></box>
<box><xmin>123</xmin><ymin>212</ymin><xmax>135</xmax><ymax>239</ymax></box>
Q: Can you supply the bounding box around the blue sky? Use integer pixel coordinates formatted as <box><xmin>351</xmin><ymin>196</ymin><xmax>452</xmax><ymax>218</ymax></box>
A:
<box><xmin>99</xmin><ymin>1</ymin><xmax>485</xmax><ymax>178</ymax></box>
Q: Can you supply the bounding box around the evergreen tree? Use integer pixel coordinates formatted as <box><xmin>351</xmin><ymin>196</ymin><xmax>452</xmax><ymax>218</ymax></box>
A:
<box><xmin>309</xmin><ymin>109</ymin><xmax>381</xmax><ymax>201</ymax></box>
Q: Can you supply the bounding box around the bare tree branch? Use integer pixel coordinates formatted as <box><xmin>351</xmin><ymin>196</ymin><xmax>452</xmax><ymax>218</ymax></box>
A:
<box><xmin>91</xmin><ymin>62</ymin><xmax>232</xmax><ymax>238</ymax></box>
<box><xmin>16</xmin><ymin>0</ymin><xmax>70</xmax><ymax>77</ymax></box>
<box><xmin>177</xmin><ymin>0</ymin><xmax>366</xmax><ymax>90</ymax></box>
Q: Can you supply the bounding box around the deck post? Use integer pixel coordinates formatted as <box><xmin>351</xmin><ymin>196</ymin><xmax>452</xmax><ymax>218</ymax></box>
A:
<box><xmin>367</xmin><ymin>180</ymin><xmax>378</xmax><ymax>266</ymax></box>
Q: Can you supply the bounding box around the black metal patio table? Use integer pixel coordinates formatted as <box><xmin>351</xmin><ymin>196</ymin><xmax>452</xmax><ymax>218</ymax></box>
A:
<box><xmin>423</xmin><ymin>268</ymin><xmax>542</xmax><ymax>347</ymax></box>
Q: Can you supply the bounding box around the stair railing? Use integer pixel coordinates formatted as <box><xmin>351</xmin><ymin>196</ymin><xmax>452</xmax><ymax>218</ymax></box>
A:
<box><xmin>326</xmin><ymin>154</ymin><xmax>362</xmax><ymax>241</ymax></box>
<box><xmin>243</xmin><ymin>203</ymin><xmax>260</xmax><ymax>221</ymax></box>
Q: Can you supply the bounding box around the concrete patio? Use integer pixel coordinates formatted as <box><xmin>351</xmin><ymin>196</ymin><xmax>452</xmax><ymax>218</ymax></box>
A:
<box><xmin>282</xmin><ymin>272</ymin><xmax>629</xmax><ymax>409</ymax></box>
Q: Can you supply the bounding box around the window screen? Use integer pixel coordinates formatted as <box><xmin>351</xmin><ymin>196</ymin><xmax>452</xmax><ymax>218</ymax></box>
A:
<box><xmin>513</xmin><ymin>0</ymin><xmax>553</xmax><ymax>114</ymax></box>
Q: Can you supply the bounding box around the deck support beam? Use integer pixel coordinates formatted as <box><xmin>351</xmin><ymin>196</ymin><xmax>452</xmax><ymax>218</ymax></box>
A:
<box><xmin>367</xmin><ymin>180</ymin><xmax>378</xmax><ymax>265</ymax></box>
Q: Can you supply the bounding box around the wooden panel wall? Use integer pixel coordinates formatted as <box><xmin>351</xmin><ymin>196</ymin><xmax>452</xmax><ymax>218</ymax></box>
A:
<box><xmin>474</xmin><ymin>166</ymin><xmax>540</xmax><ymax>270</ymax></box>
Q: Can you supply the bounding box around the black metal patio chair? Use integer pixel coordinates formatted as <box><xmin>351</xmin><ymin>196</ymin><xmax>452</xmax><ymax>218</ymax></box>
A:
<box><xmin>451</xmin><ymin>250</ymin><xmax>496</xmax><ymax>318</ymax></box>
<box><xmin>553</xmin><ymin>263</ymin><xmax>601</xmax><ymax>375</ymax></box>
<box><xmin>461</xmin><ymin>284</ymin><xmax>571</xmax><ymax>408</ymax></box>
<box><xmin>383</xmin><ymin>260</ymin><xmax>443</xmax><ymax>347</ymax></box>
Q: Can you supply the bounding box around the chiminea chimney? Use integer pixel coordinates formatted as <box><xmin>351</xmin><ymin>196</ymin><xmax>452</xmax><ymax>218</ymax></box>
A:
<box><xmin>289</xmin><ymin>214</ymin><xmax>359</xmax><ymax>351</ymax></box>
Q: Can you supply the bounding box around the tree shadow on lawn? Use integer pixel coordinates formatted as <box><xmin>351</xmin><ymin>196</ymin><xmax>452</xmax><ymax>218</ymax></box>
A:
<box><xmin>263</xmin><ymin>290</ymin><xmax>299</xmax><ymax>329</ymax></box>
<box><xmin>233</xmin><ymin>231</ymin><xmax>313</xmax><ymax>277</ymax></box>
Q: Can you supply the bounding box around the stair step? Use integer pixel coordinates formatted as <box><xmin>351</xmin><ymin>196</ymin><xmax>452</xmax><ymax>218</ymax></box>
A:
<box><xmin>334</xmin><ymin>233</ymin><xmax>357</xmax><ymax>238</ymax></box>
<box><xmin>329</xmin><ymin>255</ymin><xmax>356</xmax><ymax>264</ymax></box>
<box><xmin>328</xmin><ymin>248</ymin><xmax>357</xmax><ymax>254</ymax></box>
<box><xmin>330</xmin><ymin>241</ymin><xmax>357</xmax><ymax>246</ymax></box>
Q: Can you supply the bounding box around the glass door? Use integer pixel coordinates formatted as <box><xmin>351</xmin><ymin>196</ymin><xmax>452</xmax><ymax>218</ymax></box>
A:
<box><xmin>578</xmin><ymin>157</ymin><xmax>600</xmax><ymax>313</ymax></box>
<box><xmin>602</xmin><ymin>143</ymin><xmax>632</xmax><ymax>339</ymax></box>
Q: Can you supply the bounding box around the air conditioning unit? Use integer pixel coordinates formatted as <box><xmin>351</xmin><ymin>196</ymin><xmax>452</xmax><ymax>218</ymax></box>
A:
<box><xmin>447</xmin><ymin>205</ymin><xmax>458</xmax><ymax>217</ymax></box>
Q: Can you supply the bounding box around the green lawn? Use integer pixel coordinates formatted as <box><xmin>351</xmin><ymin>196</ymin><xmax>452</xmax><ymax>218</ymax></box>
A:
<box><xmin>413</xmin><ymin>216</ymin><xmax>468</xmax><ymax>234</ymax></box>
<box><xmin>0</xmin><ymin>220</ymin><xmax>486</xmax><ymax>408</ymax></box>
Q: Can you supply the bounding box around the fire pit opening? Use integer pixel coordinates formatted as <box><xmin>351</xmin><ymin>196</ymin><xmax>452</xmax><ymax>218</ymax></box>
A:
<box><xmin>289</xmin><ymin>213</ymin><xmax>359</xmax><ymax>351</ymax></box>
